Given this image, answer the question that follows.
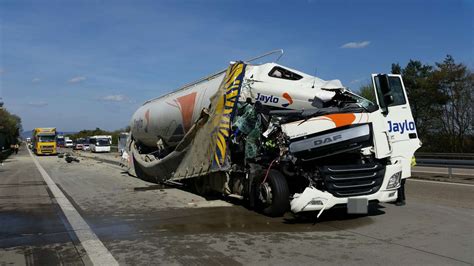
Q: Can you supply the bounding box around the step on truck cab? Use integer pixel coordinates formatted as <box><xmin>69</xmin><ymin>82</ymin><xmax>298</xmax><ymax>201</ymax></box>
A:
<box><xmin>127</xmin><ymin>54</ymin><xmax>421</xmax><ymax>217</ymax></box>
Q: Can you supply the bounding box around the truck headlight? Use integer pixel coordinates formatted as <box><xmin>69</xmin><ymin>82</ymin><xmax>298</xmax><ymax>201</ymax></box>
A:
<box><xmin>386</xmin><ymin>171</ymin><xmax>402</xmax><ymax>189</ymax></box>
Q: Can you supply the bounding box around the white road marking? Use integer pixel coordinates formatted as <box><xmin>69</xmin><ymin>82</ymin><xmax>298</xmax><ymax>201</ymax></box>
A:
<box><xmin>28</xmin><ymin>148</ymin><xmax>118</xmax><ymax>266</ymax></box>
<box><xmin>408</xmin><ymin>178</ymin><xmax>474</xmax><ymax>187</ymax></box>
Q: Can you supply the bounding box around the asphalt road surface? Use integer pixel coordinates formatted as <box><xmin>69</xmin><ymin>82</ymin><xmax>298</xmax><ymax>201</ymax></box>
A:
<box><xmin>0</xmin><ymin>147</ymin><xmax>473</xmax><ymax>265</ymax></box>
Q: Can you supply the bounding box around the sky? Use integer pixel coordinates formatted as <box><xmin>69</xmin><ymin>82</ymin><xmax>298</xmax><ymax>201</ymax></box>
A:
<box><xmin>0</xmin><ymin>0</ymin><xmax>473</xmax><ymax>132</ymax></box>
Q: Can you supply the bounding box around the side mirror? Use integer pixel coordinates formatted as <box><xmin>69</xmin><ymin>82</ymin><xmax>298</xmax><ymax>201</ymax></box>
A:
<box><xmin>376</xmin><ymin>74</ymin><xmax>392</xmax><ymax>115</ymax></box>
<box><xmin>384</xmin><ymin>94</ymin><xmax>394</xmax><ymax>105</ymax></box>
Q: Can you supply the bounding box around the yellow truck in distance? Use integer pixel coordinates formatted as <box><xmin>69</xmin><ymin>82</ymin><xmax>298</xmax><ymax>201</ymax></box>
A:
<box><xmin>32</xmin><ymin>128</ymin><xmax>57</xmax><ymax>155</ymax></box>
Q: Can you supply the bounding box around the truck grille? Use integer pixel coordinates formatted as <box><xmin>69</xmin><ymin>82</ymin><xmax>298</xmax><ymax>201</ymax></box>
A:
<box><xmin>41</xmin><ymin>146</ymin><xmax>55</xmax><ymax>153</ymax></box>
<box><xmin>320</xmin><ymin>163</ymin><xmax>385</xmax><ymax>197</ymax></box>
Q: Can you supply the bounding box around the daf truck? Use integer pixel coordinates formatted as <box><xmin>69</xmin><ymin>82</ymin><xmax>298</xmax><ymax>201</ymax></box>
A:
<box><xmin>125</xmin><ymin>52</ymin><xmax>421</xmax><ymax>217</ymax></box>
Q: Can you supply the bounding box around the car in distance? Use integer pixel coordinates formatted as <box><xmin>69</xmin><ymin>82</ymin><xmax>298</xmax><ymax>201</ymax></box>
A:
<box><xmin>82</xmin><ymin>143</ymin><xmax>90</xmax><ymax>151</ymax></box>
<box><xmin>73</xmin><ymin>138</ymin><xmax>85</xmax><ymax>150</ymax></box>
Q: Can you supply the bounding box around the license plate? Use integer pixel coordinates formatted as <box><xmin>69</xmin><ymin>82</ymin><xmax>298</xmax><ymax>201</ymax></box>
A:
<box><xmin>347</xmin><ymin>198</ymin><xmax>368</xmax><ymax>214</ymax></box>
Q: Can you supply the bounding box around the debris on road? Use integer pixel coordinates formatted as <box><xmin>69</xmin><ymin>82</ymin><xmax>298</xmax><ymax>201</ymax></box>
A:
<box><xmin>64</xmin><ymin>153</ymin><xmax>80</xmax><ymax>163</ymax></box>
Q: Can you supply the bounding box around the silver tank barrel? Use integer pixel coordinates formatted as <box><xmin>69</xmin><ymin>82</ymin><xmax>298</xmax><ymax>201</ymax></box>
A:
<box><xmin>131</xmin><ymin>72</ymin><xmax>226</xmax><ymax>148</ymax></box>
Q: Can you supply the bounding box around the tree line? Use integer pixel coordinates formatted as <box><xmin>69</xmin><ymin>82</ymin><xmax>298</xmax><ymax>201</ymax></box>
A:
<box><xmin>360</xmin><ymin>55</ymin><xmax>473</xmax><ymax>153</ymax></box>
<box><xmin>0</xmin><ymin>108</ymin><xmax>22</xmax><ymax>157</ymax></box>
<box><xmin>66</xmin><ymin>127</ymin><xmax>130</xmax><ymax>145</ymax></box>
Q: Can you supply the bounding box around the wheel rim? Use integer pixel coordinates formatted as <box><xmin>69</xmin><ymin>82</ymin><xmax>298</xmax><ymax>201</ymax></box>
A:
<box><xmin>259</xmin><ymin>182</ymin><xmax>273</xmax><ymax>206</ymax></box>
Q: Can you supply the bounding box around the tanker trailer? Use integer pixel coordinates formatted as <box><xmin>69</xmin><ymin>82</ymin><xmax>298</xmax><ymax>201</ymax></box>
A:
<box><xmin>126</xmin><ymin>57</ymin><xmax>420</xmax><ymax>217</ymax></box>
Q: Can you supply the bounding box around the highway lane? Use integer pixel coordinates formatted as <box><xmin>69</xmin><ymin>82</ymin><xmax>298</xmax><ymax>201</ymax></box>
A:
<box><xmin>0</xmin><ymin>149</ymin><xmax>85</xmax><ymax>265</ymax></box>
<box><xmin>0</xmin><ymin>148</ymin><xmax>473</xmax><ymax>265</ymax></box>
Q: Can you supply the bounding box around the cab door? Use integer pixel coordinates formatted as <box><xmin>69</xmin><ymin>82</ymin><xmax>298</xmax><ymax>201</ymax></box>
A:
<box><xmin>372</xmin><ymin>74</ymin><xmax>421</xmax><ymax>177</ymax></box>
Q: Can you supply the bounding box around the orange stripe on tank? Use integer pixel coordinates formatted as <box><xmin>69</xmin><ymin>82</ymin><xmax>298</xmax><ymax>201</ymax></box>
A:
<box><xmin>176</xmin><ymin>92</ymin><xmax>197</xmax><ymax>132</ymax></box>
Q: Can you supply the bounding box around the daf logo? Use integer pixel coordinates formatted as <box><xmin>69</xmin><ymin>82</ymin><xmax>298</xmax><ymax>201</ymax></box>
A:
<box><xmin>314</xmin><ymin>135</ymin><xmax>342</xmax><ymax>146</ymax></box>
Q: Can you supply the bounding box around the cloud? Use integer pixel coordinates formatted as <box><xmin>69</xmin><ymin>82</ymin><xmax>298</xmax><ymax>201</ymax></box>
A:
<box><xmin>341</xmin><ymin>41</ymin><xmax>370</xmax><ymax>49</ymax></box>
<box><xmin>99</xmin><ymin>94</ymin><xmax>128</xmax><ymax>102</ymax></box>
<box><xmin>32</xmin><ymin>78</ymin><xmax>41</xmax><ymax>83</ymax></box>
<box><xmin>27</xmin><ymin>101</ymin><xmax>48</xmax><ymax>107</ymax></box>
<box><xmin>68</xmin><ymin>76</ymin><xmax>86</xmax><ymax>83</ymax></box>
<box><xmin>0</xmin><ymin>68</ymin><xmax>4</xmax><ymax>75</ymax></box>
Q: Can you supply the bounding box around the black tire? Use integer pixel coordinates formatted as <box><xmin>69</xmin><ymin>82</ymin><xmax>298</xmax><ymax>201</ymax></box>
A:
<box><xmin>255</xmin><ymin>169</ymin><xmax>290</xmax><ymax>217</ymax></box>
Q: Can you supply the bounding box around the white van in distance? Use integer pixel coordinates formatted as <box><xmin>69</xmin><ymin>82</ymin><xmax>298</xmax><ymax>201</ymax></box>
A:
<box><xmin>89</xmin><ymin>135</ymin><xmax>111</xmax><ymax>153</ymax></box>
<box><xmin>65</xmin><ymin>139</ymin><xmax>74</xmax><ymax>148</ymax></box>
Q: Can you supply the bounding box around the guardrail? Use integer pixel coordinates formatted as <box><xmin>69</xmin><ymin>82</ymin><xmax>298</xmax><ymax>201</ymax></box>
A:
<box><xmin>76</xmin><ymin>146</ymin><xmax>472</xmax><ymax>175</ymax></box>
<box><xmin>414</xmin><ymin>153</ymin><xmax>474</xmax><ymax>178</ymax></box>
<box><xmin>415</xmin><ymin>158</ymin><xmax>474</xmax><ymax>167</ymax></box>
<box><xmin>415</xmin><ymin>152</ymin><xmax>474</xmax><ymax>160</ymax></box>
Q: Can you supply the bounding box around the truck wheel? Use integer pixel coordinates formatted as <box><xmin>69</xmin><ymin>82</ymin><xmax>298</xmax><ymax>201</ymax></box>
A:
<box><xmin>255</xmin><ymin>169</ymin><xmax>289</xmax><ymax>217</ymax></box>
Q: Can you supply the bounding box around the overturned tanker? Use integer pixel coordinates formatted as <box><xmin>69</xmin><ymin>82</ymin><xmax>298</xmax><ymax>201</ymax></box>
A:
<box><xmin>125</xmin><ymin>54</ymin><xmax>420</xmax><ymax>217</ymax></box>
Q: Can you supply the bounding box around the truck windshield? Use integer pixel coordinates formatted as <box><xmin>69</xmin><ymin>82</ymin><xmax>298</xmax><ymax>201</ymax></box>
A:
<box><xmin>357</xmin><ymin>97</ymin><xmax>376</xmax><ymax>110</ymax></box>
<box><xmin>97</xmin><ymin>139</ymin><xmax>110</xmax><ymax>146</ymax></box>
<box><xmin>346</xmin><ymin>92</ymin><xmax>377</xmax><ymax>112</ymax></box>
<box><xmin>39</xmin><ymin>135</ymin><xmax>55</xmax><ymax>142</ymax></box>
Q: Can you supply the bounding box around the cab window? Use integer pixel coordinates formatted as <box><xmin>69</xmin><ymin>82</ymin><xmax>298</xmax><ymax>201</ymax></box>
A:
<box><xmin>387</xmin><ymin>77</ymin><xmax>406</xmax><ymax>106</ymax></box>
<box><xmin>374</xmin><ymin>75</ymin><xmax>407</xmax><ymax>108</ymax></box>
<box><xmin>268</xmin><ymin>66</ymin><xmax>303</xmax><ymax>81</ymax></box>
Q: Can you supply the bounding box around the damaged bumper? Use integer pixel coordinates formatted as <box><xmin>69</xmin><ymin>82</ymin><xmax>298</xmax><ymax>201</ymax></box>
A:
<box><xmin>290</xmin><ymin>164</ymin><xmax>402</xmax><ymax>213</ymax></box>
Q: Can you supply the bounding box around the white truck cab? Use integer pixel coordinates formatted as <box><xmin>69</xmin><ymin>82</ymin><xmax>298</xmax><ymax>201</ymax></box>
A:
<box><xmin>290</xmin><ymin>74</ymin><xmax>420</xmax><ymax>214</ymax></box>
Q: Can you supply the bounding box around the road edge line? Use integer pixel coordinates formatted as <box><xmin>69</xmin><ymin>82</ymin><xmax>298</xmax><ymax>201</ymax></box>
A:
<box><xmin>27</xmin><ymin>148</ymin><xmax>119</xmax><ymax>265</ymax></box>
